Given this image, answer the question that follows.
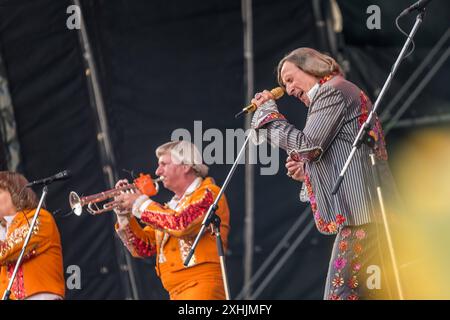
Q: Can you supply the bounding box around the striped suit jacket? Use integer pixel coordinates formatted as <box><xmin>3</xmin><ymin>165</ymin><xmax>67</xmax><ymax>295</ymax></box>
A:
<box><xmin>252</xmin><ymin>76</ymin><xmax>391</xmax><ymax>235</ymax></box>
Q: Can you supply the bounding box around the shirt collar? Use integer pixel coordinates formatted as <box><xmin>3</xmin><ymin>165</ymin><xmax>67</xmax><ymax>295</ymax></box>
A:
<box><xmin>307</xmin><ymin>82</ymin><xmax>320</xmax><ymax>102</ymax></box>
<box><xmin>3</xmin><ymin>215</ymin><xmax>15</xmax><ymax>226</ymax></box>
<box><xmin>0</xmin><ymin>215</ymin><xmax>15</xmax><ymax>240</ymax></box>
<box><xmin>171</xmin><ymin>177</ymin><xmax>203</xmax><ymax>203</ymax></box>
<box><xmin>184</xmin><ymin>177</ymin><xmax>203</xmax><ymax>196</ymax></box>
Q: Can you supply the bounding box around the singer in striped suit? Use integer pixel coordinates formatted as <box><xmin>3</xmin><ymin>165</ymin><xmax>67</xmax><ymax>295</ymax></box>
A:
<box><xmin>251</xmin><ymin>48</ymin><xmax>398</xmax><ymax>300</ymax></box>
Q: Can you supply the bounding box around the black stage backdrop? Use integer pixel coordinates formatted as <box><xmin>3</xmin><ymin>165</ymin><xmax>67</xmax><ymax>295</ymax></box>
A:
<box><xmin>0</xmin><ymin>0</ymin><xmax>448</xmax><ymax>299</ymax></box>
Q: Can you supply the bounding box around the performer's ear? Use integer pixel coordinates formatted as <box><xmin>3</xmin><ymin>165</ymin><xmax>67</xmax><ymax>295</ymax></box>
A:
<box><xmin>184</xmin><ymin>165</ymin><xmax>193</xmax><ymax>174</ymax></box>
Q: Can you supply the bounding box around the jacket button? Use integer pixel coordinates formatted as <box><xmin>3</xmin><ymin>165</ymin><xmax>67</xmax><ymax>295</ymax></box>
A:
<box><xmin>170</xmin><ymin>263</ymin><xmax>175</xmax><ymax>267</ymax></box>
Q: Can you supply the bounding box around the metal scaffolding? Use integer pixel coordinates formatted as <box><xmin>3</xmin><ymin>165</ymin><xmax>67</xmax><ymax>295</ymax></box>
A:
<box><xmin>381</xmin><ymin>28</ymin><xmax>450</xmax><ymax>134</ymax></box>
<box><xmin>72</xmin><ymin>0</ymin><xmax>139</xmax><ymax>300</ymax></box>
<box><xmin>236</xmin><ymin>207</ymin><xmax>313</xmax><ymax>299</ymax></box>
<box><xmin>0</xmin><ymin>46</ymin><xmax>21</xmax><ymax>172</ymax></box>
<box><xmin>241</xmin><ymin>0</ymin><xmax>255</xmax><ymax>300</ymax></box>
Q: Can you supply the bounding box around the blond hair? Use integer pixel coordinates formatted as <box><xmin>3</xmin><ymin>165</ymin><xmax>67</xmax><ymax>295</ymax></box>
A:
<box><xmin>277</xmin><ymin>47</ymin><xmax>343</xmax><ymax>88</ymax></box>
<box><xmin>156</xmin><ymin>140</ymin><xmax>209</xmax><ymax>178</ymax></box>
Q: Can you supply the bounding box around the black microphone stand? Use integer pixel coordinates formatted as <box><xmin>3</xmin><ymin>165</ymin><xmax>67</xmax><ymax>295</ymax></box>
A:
<box><xmin>332</xmin><ymin>10</ymin><xmax>425</xmax><ymax>194</ymax></box>
<box><xmin>2</xmin><ymin>185</ymin><xmax>49</xmax><ymax>300</ymax></box>
<box><xmin>332</xmin><ymin>9</ymin><xmax>427</xmax><ymax>300</ymax></box>
<box><xmin>184</xmin><ymin>131</ymin><xmax>254</xmax><ymax>300</ymax></box>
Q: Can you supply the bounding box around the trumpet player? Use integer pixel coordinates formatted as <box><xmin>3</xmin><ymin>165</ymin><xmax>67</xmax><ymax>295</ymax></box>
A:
<box><xmin>114</xmin><ymin>140</ymin><xmax>230</xmax><ymax>300</ymax></box>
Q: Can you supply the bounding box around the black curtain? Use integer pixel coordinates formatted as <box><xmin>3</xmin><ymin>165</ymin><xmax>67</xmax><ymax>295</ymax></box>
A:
<box><xmin>337</xmin><ymin>0</ymin><xmax>450</xmax><ymax>120</ymax></box>
<box><xmin>78</xmin><ymin>0</ymin><xmax>333</xmax><ymax>299</ymax></box>
<box><xmin>0</xmin><ymin>0</ymin><xmax>127</xmax><ymax>299</ymax></box>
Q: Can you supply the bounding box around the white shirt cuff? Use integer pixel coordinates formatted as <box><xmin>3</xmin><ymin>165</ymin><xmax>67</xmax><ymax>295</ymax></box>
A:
<box><xmin>132</xmin><ymin>195</ymin><xmax>152</xmax><ymax>219</ymax></box>
<box><xmin>116</xmin><ymin>214</ymin><xmax>130</xmax><ymax>228</ymax></box>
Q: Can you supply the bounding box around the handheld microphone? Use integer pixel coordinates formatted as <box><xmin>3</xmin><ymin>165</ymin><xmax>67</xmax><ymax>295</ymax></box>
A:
<box><xmin>235</xmin><ymin>87</ymin><xmax>285</xmax><ymax>118</ymax></box>
<box><xmin>26</xmin><ymin>170</ymin><xmax>72</xmax><ymax>187</ymax></box>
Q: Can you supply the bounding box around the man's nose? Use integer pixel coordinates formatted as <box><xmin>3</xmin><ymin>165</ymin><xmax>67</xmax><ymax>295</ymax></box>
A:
<box><xmin>286</xmin><ymin>84</ymin><xmax>295</xmax><ymax>96</ymax></box>
<box><xmin>155</xmin><ymin>167</ymin><xmax>162</xmax><ymax>176</ymax></box>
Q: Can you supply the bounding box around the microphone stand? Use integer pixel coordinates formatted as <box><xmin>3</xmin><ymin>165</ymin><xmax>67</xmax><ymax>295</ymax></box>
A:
<box><xmin>2</xmin><ymin>185</ymin><xmax>49</xmax><ymax>300</ymax></box>
<box><xmin>332</xmin><ymin>10</ymin><xmax>425</xmax><ymax>194</ymax></box>
<box><xmin>331</xmin><ymin>9</ymin><xmax>427</xmax><ymax>300</ymax></box>
<box><xmin>184</xmin><ymin>131</ymin><xmax>254</xmax><ymax>300</ymax></box>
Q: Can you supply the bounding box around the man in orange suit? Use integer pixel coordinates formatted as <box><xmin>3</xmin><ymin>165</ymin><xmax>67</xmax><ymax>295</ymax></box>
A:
<box><xmin>114</xmin><ymin>140</ymin><xmax>230</xmax><ymax>300</ymax></box>
<box><xmin>0</xmin><ymin>171</ymin><xmax>65</xmax><ymax>300</ymax></box>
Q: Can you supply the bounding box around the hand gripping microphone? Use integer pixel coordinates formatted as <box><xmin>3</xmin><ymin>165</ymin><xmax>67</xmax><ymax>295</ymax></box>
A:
<box><xmin>235</xmin><ymin>87</ymin><xmax>285</xmax><ymax>118</ymax></box>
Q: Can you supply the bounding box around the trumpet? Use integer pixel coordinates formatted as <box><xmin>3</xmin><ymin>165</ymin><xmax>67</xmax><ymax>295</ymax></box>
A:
<box><xmin>69</xmin><ymin>175</ymin><xmax>163</xmax><ymax>216</ymax></box>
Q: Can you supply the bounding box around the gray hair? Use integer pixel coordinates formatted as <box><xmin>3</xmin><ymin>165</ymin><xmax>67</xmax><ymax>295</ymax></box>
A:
<box><xmin>277</xmin><ymin>47</ymin><xmax>343</xmax><ymax>89</ymax></box>
<box><xmin>156</xmin><ymin>140</ymin><xmax>209</xmax><ymax>178</ymax></box>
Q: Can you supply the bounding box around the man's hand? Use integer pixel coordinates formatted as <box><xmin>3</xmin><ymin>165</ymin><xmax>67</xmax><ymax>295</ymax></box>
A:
<box><xmin>250</xmin><ymin>90</ymin><xmax>275</xmax><ymax>108</ymax></box>
<box><xmin>285</xmin><ymin>156</ymin><xmax>305</xmax><ymax>182</ymax></box>
<box><xmin>114</xmin><ymin>179</ymin><xmax>142</xmax><ymax>215</ymax></box>
<box><xmin>115</xmin><ymin>192</ymin><xmax>142</xmax><ymax>212</ymax></box>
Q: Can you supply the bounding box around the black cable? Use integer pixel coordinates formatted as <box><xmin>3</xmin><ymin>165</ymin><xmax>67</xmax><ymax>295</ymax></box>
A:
<box><xmin>121</xmin><ymin>168</ymin><xmax>136</xmax><ymax>180</ymax></box>
<box><xmin>395</xmin><ymin>15</ymin><xmax>416</xmax><ymax>60</ymax></box>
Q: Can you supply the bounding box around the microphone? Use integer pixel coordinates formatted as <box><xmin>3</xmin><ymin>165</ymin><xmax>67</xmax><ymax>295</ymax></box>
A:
<box><xmin>235</xmin><ymin>87</ymin><xmax>285</xmax><ymax>118</ymax></box>
<box><xmin>26</xmin><ymin>170</ymin><xmax>72</xmax><ymax>187</ymax></box>
<box><xmin>399</xmin><ymin>0</ymin><xmax>432</xmax><ymax>17</ymax></box>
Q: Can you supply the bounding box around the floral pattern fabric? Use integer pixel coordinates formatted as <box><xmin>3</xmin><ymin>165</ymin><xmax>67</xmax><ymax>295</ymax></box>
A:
<box><xmin>325</xmin><ymin>224</ymin><xmax>389</xmax><ymax>300</ymax></box>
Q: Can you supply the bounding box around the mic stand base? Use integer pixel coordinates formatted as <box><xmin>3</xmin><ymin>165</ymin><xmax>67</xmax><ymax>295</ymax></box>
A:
<box><xmin>210</xmin><ymin>212</ymin><xmax>231</xmax><ymax>300</ymax></box>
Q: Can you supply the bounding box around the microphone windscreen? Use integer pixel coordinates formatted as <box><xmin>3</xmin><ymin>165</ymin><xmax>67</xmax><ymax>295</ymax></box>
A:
<box><xmin>270</xmin><ymin>87</ymin><xmax>284</xmax><ymax>100</ymax></box>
